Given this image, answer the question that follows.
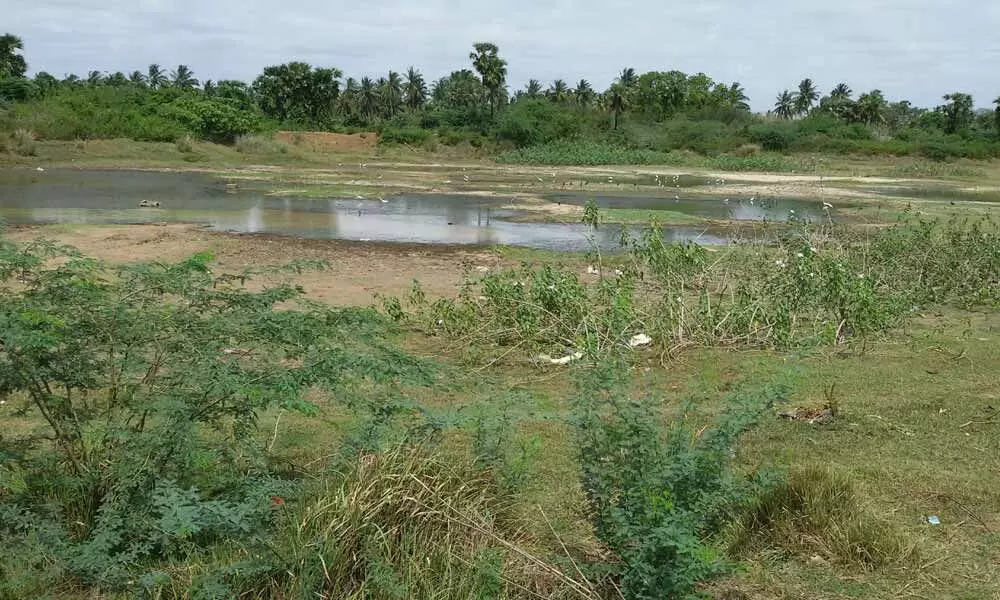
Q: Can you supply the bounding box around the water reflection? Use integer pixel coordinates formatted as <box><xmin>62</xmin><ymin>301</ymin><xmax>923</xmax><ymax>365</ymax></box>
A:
<box><xmin>1</xmin><ymin>168</ymin><xmax>732</xmax><ymax>251</ymax></box>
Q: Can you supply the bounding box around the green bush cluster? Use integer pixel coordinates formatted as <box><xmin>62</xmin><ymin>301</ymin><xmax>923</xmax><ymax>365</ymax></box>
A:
<box><xmin>4</xmin><ymin>86</ymin><xmax>263</xmax><ymax>143</ymax></box>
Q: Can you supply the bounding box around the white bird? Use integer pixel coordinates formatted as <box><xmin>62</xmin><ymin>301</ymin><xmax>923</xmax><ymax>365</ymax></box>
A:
<box><xmin>35</xmin><ymin>167</ymin><xmax>45</xmax><ymax>172</ymax></box>
<box><xmin>823</xmin><ymin>202</ymin><xmax>833</xmax><ymax>209</ymax></box>
<box><xmin>723</xmin><ymin>198</ymin><xmax>729</xmax><ymax>204</ymax></box>
<box><xmin>379</xmin><ymin>196</ymin><xmax>389</xmax><ymax>204</ymax></box>
<box><xmin>463</xmin><ymin>174</ymin><xmax>469</xmax><ymax>182</ymax></box>
<box><xmin>536</xmin><ymin>176</ymin><xmax>544</xmax><ymax>182</ymax></box>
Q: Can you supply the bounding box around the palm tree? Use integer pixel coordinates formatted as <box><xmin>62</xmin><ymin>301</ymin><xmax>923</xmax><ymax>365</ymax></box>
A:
<box><xmin>727</xmin><ymin>82</ymin><xmax>750</xmax><ymax>111</ymax></box>
<box><xmin>105</xmin><ymin>71</ymin><xmax>128</xmax><ymax>87</ymax></box>
<box><xmin>794</xmin><ymin>78</ymin><xmax>818</xmax><ymax>115</ymax></box>
<box><xmin>404</xmin><ymin>67</ymin><xmax>427</xmax><ymax>110</ymax></box>
<box><xmin>520</xmin><ymin>79</ymin><xmax>540</xmax><ymax>100</ymax></box>
<box><xmin>358</xmin><ymin>76</ymin><xmax>378</xmax><ymax>121</ymax></box>
<box><xmin>382</xmin><ymin>71</ymin><xmax>403</xmax><ymax>116</ymax></box>
<box><xmin>338</xmin><ymin>77</ymin><xmax>359</xmax><ymax>119</ymax></box>
<box><xmin>128</xmin><ymin>70</ymin><xmax>147</xmax><ymax>87</ymax></box>
<box><xmin>608</xmin><ymin>83</ymin><xmax>627</xmax><ymax>130</ymax></box>
<box><xmin>147</xmin><ymin>64</ymin><xmax>167</xmax><ymax>89</ymax></box>
<box><xmin>855</xmin><ymin>90</ymin><xmax>887</xmax><ymax>125</ymax></box>
<box><xmin>574</xmin><ymin>79</ymin><xmax>595</xmax><ymax>107</ymax></box>
<box><xmin>202</xmin><ymin>79</ymin><xmax>216</xmax><ymax>95</ymax></box>
<box><xmin>547</xmin><ymin>79</ymin><xmax>569</xmax><ymax>104</ymax></box>
<box><xmin>170</xmin><ymin>65</ymin><xmax>199</xmax><ymax>89</ymax></box>
<box><xmin>86</xmin><ymin>70</ymin><xmax>104</xmax><ymax>86</ymax></box>
<box><xmin>830</xmin><ymin>83</ymin><xmax>852</xmax><ymax>100</ymax></box>
<box><xmin>774</xmin><ymin>90</ymin><xmax>796</xmax><ymax>119</ymax></box>
<box><xmin>618</xmin><ymin>67</ymin><xmax>637</xmax><ymax>90</ymax></box>
<box><xmin>0</xmin><ymin>33</ymin><xmax>27</xmax><ymax>78</ymax></box>
<box><xmin>469</xmin><ymin>42</ymin><xmax>507</xmax><ymax>118</ymax></box>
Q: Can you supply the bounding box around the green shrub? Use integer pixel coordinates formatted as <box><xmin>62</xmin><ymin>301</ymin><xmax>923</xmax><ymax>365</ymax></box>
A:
<box><xmin>0</xmin><ymin>238</ymin><xmax>430</xmax><ymax>594</ymax></box>
<box><xmin>496</xmin><ymin>99</ymin><xmax>585</xmax><ymax>148</ymax></box>
<box><xmin>747</xmin><ymin>124</ymin><xmax>792</xmax><ymax>152</ymax></box>
<box><xmin>161</xmin><ymin>96</ymin><xmax>261</xmax><ymax>143</ymax></box>
<box><xmin>378</xmin><ymin>125</ymin><xmax>432</xmax><ymax>146</ymax></box>
<box><xmin>571</xmin><ymin>363</ymin><xmax>790</xmax><ymax>599</ymax></box>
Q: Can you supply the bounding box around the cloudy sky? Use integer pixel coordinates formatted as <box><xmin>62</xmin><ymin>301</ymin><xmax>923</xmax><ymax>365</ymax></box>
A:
<box><xmin>4</xmin><ymin>0</ymin><xmax>999</xmax><ymax>110</ymax></box>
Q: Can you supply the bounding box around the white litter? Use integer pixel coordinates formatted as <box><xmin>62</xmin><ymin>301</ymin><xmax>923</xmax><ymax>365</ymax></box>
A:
<box><xmin>586</xmin><ymin>265</ymin><xmax>600</xmax><ymax>275</ymax></box>
<box><xmin>629</xmin><ymin>333</ymin><xmax>653</xmax><ymax>348</ymax></box>
<box><xmin>475</xmin><ymin>266</ymin><xmax>490</xmax><ymax>273</ymax></box>
<box><xmin>537</xmin><ymin>352</ymin><xmax>583</xmax><ymax>365</ymax></box>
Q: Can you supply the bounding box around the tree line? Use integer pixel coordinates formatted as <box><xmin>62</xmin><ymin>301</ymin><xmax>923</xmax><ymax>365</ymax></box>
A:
<box><xmin>3</xmin><ymin>32</ymin><xmax>1000</xmax><ymax>160</ymax></box>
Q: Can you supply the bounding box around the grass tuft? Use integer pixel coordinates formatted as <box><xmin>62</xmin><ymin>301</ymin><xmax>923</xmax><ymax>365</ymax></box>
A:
<box><xmin>727</xmin><ymin>465</ymin><xmax>914</xmax><ymax>570</ymax></box>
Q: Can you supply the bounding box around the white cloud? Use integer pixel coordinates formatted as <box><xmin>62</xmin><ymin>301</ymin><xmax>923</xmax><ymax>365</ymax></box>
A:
<box><xmin>3</xmin><ymin>0</ymin><xmax>998</xmax><ymax>110</ymax></box>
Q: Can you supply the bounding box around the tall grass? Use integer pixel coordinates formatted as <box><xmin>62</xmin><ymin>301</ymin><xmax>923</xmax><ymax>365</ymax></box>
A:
<box><xmin>382</xmin><ymin>215</ymin><xmax>1000</xmax><ymax>356</ymax></box>
<box><xmin>179</xmin><ymin>448</ymin><xmax>598</xmax><ymax>599</ymax></box>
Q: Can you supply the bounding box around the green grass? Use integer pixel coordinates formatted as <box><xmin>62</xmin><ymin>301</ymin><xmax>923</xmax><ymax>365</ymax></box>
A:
<box><xmin>259</xmin><ymin>308</ymin><xmax>1000</xmax><ymax>600</ymax></box>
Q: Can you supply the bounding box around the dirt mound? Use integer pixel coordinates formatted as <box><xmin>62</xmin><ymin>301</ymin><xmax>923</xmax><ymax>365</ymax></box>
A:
<box><xmin>274</xmin><ymin>131</ymin><xmax>378</xmax><ymax>152</ymax></box>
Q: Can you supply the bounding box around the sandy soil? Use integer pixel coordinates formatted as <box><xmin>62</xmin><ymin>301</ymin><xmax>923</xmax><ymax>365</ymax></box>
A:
<box><xmin>7</xmin><ymin>224</ymin><xmax>501</xmax><ymax>306</ymax></box>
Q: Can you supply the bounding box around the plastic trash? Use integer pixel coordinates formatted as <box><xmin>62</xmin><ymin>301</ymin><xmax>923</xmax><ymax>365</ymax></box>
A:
<box><xmin>927</xmin><ymin>515</ymin><xmax>940</xmax><ymax>525</ymax></box>
<box><xmin>586</xmin><ymin>265</ymin><xmax>599</xmax><ymax>275</ymax></box>
<box><xmin>629</xmin><ymin>333</ymin><xmax>653</xmax><ymax>348</ymax></box>
<box><xmin>536</xmin><ymin>352</ymin><xmax>583</xmax><ymax>365</ymax></box>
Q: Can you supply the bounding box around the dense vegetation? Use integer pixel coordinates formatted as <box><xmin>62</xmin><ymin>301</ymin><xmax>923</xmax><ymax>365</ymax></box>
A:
<box><xmin>3</xmin><ymin>33</ymin><xmax>1000</xmax><ymax>163</ymax></box>
<box><xmin>3</xmin><ymin>210</ymin><xmax>996</xmax><ymax>597</ymax></box>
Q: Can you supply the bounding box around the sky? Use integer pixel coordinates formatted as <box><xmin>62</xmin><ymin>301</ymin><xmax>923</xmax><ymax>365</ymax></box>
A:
<box><xmin>4</xmin><ymin>0</ymin><xmax>1000</xmax><ymax>111</ymax></box>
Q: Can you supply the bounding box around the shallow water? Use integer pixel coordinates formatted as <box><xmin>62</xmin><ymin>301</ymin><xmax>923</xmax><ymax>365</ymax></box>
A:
<box><xmin>0</xmin><ymin>169</ymin><xmax>729</xmax><ymax>250</ymax></box>
<box><xmin>545</xmin><ymin>191</ymin><xmax>831</xmax><ymax>222</ymax></box>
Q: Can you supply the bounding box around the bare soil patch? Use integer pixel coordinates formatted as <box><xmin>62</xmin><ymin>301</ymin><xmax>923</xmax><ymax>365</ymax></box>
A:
<box><xmin>8</xmin><ymin>224</ymin><xmax>500</xmax><ymax>306</ymax></box>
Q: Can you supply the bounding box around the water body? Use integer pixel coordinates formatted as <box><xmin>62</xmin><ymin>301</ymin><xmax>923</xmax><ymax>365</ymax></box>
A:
<box><xmin>0</xmin><ymin>169</ymin><xmax>730</xmax><ymax>251</ymax></box>
<box><xmin>545</xmin><ymin>191</ymin><xmax>832</xmax><ymax>222</ymax></box>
